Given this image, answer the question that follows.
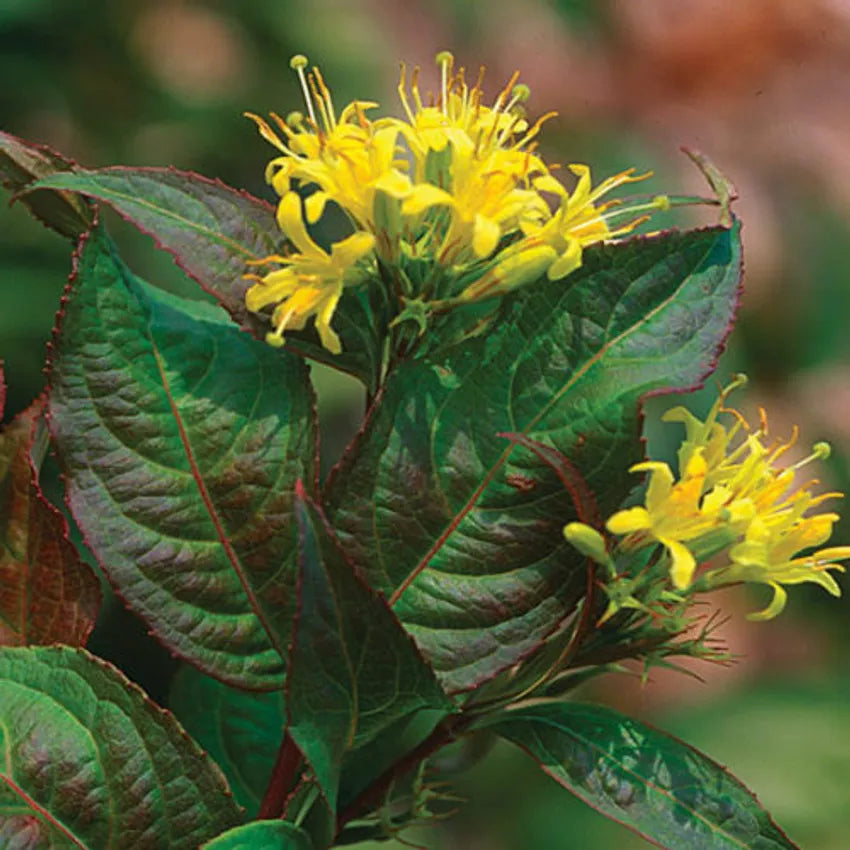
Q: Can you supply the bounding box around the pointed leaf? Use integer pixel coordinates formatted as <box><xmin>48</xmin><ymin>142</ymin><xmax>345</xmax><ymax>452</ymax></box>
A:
<box><xmin>48</xmin><ymin>227</ymin><xmax>317</xmax><ymax>689</ymax></box>
<box><xmin>326</xmin><ymin>225</ymin><xmax>742</xmax><ymax>693</ymax></box>
<box><xmin>478</xmin><ymin>701</ymin><xmax>798</xmax><ymax>849</ymax></box>
<box><xmin>31</xmin><ymin>168</ymin><xmax>384</xmax><ymax>387</ymax></box>
<box><xmin>0</xmin><ymin>131</ymin><xmax>93</xmax><ymax>238</ymax></box>
<box><xmin>287</xmin><ymin>485</ymin><xmax>454</xmax><ymax>812</ymax></box>
<box><xmin>169</xmin><ymin>664</ymin><xmax>285</xmax><ymax>816</ymax></box>
<box><xmin>0</xmin><ymin>646</ymin><xmax>242</xmax><ymax>849</ymax></box>
<box><xmin>0</xmin><ymin>398</ymin><xmax>100</xmax><ymax>646</ymax></box>
<box><xmin>202</xmin><ymin>820</ymin><xmax>313</xmax><ymax>850</ymax></box>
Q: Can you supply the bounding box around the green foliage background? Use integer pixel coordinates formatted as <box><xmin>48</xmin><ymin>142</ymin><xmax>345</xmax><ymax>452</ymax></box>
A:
<box><xmin>1</xmin><ymin>1</ymin><xmax>849</xmax><ymax>847</ymax></box>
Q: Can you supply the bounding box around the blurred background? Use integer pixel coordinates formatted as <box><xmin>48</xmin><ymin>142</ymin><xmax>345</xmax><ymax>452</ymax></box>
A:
<box><xmin>2</xmin><ymin>0</ymin><xmax>850</xmax><ymax>846</ymax></box>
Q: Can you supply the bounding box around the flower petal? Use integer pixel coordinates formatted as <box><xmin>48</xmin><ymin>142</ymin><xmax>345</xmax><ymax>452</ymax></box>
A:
<box><xmin>746</xmin><ymin>582</ymin><xmax>788</xmax><ymax>621</ymax></box>
<box><xmin>665</xmin><ymin>538</ymin><xmax>697</xmax><ymax>589</ymax></box>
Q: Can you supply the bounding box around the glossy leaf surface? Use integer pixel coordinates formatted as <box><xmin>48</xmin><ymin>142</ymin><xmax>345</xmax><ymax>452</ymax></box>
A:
<box><xmin>326</xmin><ymin>225</ymin><xmax>742</xmax><ymax>693</ymax></box>
<box><xmin>0</xmin><ymin>131</ymin><xmax>93</xmax><ymax>238</ymax></box>
<box><xmin>169</xmin><ymin>664</ymin><xmax>285</xmax><ymax>815</ymax></box>
<box><xmin>48</xmin><ymin>227</ymin><xmax>317</xmax><ymax>689</ymax></box>
<box><xmin>32</xmin><ymin>168</ymin><xmax>384</xmax><ymax>387</ymax></box>
<box><xmin>287</xmin><ymin>488</ymin><xmax>453</xmax><ymax>811</ymax></box>
<box><xmin>202</xmin><ymin>820</ymin><xmax>313</xmax><ymax>850</ymax></box>
<box><xmin>0</xmin><ymin>398</ymin><xmax>100</xmax><ymax>646</ymax></box>
<box><xmin>0</xmin><ymin>646</ymin><xmax>241</xmax><ymax>849</ymax></box>
<box><xmin>480</xmin><ymin>701</ymin><xmax>798</xmax><ymax>849</ymax></box>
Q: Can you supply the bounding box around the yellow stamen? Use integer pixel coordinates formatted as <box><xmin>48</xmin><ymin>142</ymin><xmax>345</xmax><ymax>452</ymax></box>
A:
<box><xmin>290</xmin><ymin>54</ymin><xmax>317</xmax><ymax>127</ymax></box>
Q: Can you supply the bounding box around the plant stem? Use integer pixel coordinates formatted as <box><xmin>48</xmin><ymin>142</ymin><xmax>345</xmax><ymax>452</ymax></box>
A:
<box><xmin>336</xmin><ymin>715</ymin><xmax>465</xmax><ymax>831</ymax></box>
<box><xmin>258</xmin><ymin>732</ymin><xmax>302</xmax><ymax>820</ymax></box>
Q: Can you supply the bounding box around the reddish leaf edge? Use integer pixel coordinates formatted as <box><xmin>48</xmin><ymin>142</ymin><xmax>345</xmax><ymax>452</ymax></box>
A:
<box><xmin>42</xmin><ymin>224</ymin><xmax>291</xmax><ymax>692</ymax></box>
<box><xmin>27</xmin><ymin>165</ymin><xmax>274</xmax><ymax>320</ymax></box>
<box><xmin>0</xmin><ymin>129</ymin><xmax>94</xmax><ymax>239</ymax></box>
<box><xmin>24</xmin><ymin>164</ymin><xmax>379</xmax><ymax>383</ymax></box>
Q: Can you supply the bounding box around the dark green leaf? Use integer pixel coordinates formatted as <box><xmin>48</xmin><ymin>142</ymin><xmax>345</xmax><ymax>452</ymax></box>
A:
<box><xmin>31</xmin><ymin>168</ymin><xmax>384</xmax><ymax>388</ymax></box>
<box><xmin>478</xmin><ymin>701</ymin><xmax>798</xmax><ymax>850</ymax></box>
<box><xmin>0</xmin><ymin>646</ymin><xmax>242</xmax><ymax>848</ymax></box>
<box><xmin>326</xmin><ymin>225</ymin><xmax>742</xmax><ymax>693</ymax></box>
<box><xmin>0</xmin><ymin>398</ymin><xmax>100</xmax><ymax>646</ymax></box>
<box><xmin>202</xmin><ymin>820</ymin><xmax>313</xmax><ymax>850</ymax></box>
<box><xmin>0</xmin><ymin>131</ymin><xmax>93</xmax><ymax>238</ymax></box>
<box><xmin>287</xmin><ymin>486</ymin><xmax>454</xmax><ymax>812</ymax></box>
<box><xmin>48</xmin><ymin>227</ymin><xmax>317</xmax><ymax>689</ymax></box>
<box><xmin>169</xmin><ymin>664</ymin><xmax>285</xmax><ymax>816</ymax></box>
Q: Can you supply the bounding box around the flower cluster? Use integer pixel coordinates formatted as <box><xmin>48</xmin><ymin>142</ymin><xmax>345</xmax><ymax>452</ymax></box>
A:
<box><xmin>244</xmin><ymin>53</ymin><xmax>669</xmax><ymax>352</ymax></box>
<box><xmin>564</xmin><ymin>376</ymin><xmax>848</xmax><ymax>620</ymax></box>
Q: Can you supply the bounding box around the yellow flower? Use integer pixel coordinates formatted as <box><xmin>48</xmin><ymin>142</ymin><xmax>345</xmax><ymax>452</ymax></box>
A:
<box><xmin>459</xmin><ymin>166</ymin><xmax>670</xmax><ymax>301</ymax></box>
<box><xmin>244</xmin><ymin>192</ymin><xmax>374</xmax><ymax>353</ymax></box>
<box><xmin>396</xmin><ymin>53</ymin><xmax>553</xmax><ymax>266</ymax></box>
<box><xmin>245</xmin><ymin>52</ymin><xmax>668</xmax><ymax>349</ymax></box>
<box><xmin>246</xmin><ymin>56</ymin><xmax>413</xmax><ymax>245</ymax></box>
<box><xmin>527</xmin><ymin>165</ymin><xmax>670</xmax><ymax>280</ymax></box>
<box><xmin>712</xmin><ymin>514</ymin><xmax>847</xmax><ymax>620</ymax></box>
<box><xmin>565</xmin><ymin>376</ymin><xmax>848</xmax><ymax>620</ymax></box>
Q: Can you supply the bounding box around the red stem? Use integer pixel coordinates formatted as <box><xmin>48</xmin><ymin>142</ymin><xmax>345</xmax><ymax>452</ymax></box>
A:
<box><xmin>258</xmin><ymin>732</ymin><xmax>302</xmax><ymax>820</ymax></box>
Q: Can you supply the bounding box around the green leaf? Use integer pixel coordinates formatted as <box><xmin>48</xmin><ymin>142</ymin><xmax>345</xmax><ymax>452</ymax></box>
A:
<box><xmin>478</xmin><ymin>701</ymin><xmax>798</xmax><ymax>850</ymax></box>
<box><xmin>0</xmin><ymin>646</ymin><xmax>242</xmax><ymax>848</ymax></box>
<box><xmin>326</xmin><ymin>225</ymin><xmax>742</xmax><ymax>693</ymax></box>
<box><xmin>169</xmin><ymin>664</ymin><xmax>285</xmax><ymax>816</ymax></box>
<box><xmin>202</xmin><ymin>820</ymin><xmax>313</xmax><ymax>850</ymax></box>
<box><xmin>48</xmin><ymin>227</ymin><xmax>317</xmax><ymax>689</ymax></box>
<box><xmin>0</xmin><ymin>131</ymin><xmax>93</xmax><ymax>238</ymax></box>
<box><xmin>287</xmin><ymin>486</ymin><xmax>454</xmax><ymax>812</ymax></box>
<box><xmin>0</xmin><ymin>398</ymin><xmax>100</xmax><ymax>646</ymax></box>
<box><xmin>30</xmin><ymin>168</ymin><xmax>384</xmax><ymax>388</ymax></box>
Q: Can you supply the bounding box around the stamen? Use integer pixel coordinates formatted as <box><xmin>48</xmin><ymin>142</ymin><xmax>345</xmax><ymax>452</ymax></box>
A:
<box><xmin>290</xmin><ymin>55</ymin><xmax>317</xmax><ymax>127</ymax></box>
<box><xmin>492</xmin><ymin>71</ymin><xmax>520</xmax><ymax>116</ymax></box>
<box><xmin>504</xmin><ymin>83</ymin><xmax>531</xmax><ymax>116</ymax></box>
<box><xmin>511</xmin><ymin>110</ymin><xmax>557</xmax><ymax>150</ymax></box>
<box><xmin>471</xmin><ymin>66</ymin><xmax>485</xmax><ymax>121</ymax></box>
<box><xmin>411</xmin><ymin>66</ymin><xmax>424</xmax><ymax>113</ymax></box>
<box><xmin>312</xmin><ymin>66</ymin><xmax>337</xmax><ymax>130</ymax></box>
<box><xmin>793</xmin><ymin>441</ymin><xmax>832</xmax><ymax>470</ymax></box>
<box><xmin>397</xmin><ymin>64</ymin><xmax>416</xmax><ymax>124</ymax></box>
<box><xmin>308</xmin><ymin>72</ymin><xmax>332</xmax><ymax>136</ymax></box>
<box><xmin>436</xmin><ymin>50</ymin><xmax>453</xmax><ymax>115</ymax></box>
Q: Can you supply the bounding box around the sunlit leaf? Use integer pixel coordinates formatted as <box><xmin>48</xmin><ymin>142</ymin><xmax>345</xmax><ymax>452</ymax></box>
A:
<box><xmin>48</xmin><ymin>227</ymin><xmax>317</xmax><ymax>689</ymax></box>
<box><xmin>326</xmin><ymin>225</ymin><xmax>742</xmax><ymax>693</ymax></box>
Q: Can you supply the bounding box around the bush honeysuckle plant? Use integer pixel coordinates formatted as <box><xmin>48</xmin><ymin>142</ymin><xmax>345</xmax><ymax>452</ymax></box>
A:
<box><xmin>0</xmin><ymin>52</ymin><xmax>845</xmax><ymax>849</ymax></box>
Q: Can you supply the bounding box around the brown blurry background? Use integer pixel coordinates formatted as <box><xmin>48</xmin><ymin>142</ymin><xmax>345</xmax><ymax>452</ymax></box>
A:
<box><xmin>2</xmin><ymin>1</ymin><xmax>850</xmax><ymax>846</ymax></box>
